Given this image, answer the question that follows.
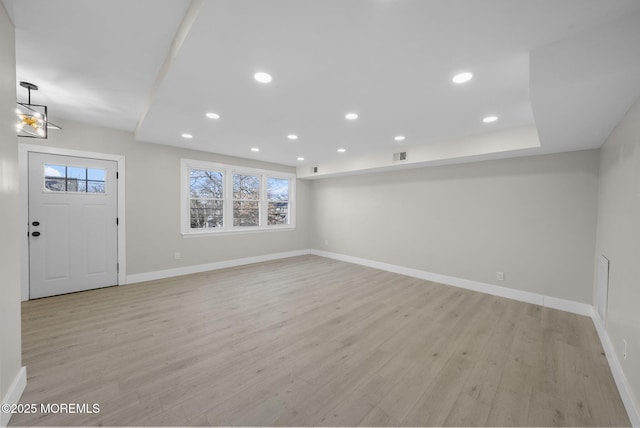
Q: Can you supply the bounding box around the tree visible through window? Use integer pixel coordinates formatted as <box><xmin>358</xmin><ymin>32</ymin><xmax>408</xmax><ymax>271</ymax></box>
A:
<box><xmin>190</xmin><ymin>169</ymin><xmax>223</xmax><ymax>228</ymax></box>
<box><xmin>268</xmin><ymin>177</ymin><xmax>289</xmax><ymax>225</ymax></box>
<box><xmin>181</xmin><ymin>159</ymin><xmax>296</xmax><ymax>235</ymax></box>
<box><xmin>233</xmin><ymin>173</ymin><xmax>260</xmax><ymax>227</ymax></box>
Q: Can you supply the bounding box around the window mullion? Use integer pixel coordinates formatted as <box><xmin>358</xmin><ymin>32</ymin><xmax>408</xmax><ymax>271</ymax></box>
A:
<box><xmin>182</xmin><ymin>159</ymin><xmax>295</xmax><ymax>235</ymax></box>
<box><xmin>225</xmin><ymin>167</ymin><xmax>232</xmax><ymax>230</ymax></box>
<box><xmin>258</xmin><ymin>174</ymin><xmax>265</xmax><ymax>228</ymax></box>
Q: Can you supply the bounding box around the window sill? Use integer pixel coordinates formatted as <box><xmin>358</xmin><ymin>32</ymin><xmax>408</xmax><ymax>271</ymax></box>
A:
<box><xmin>181</xmin><ymin>226</ymin><xmax>296</xmax><ymax>238</ymax></box>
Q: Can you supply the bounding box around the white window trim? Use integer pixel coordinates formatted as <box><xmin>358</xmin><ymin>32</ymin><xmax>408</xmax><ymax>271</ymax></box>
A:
<box><xmin>181</xmin><ymin>159</ymin><xmax>296</xmax><ymax>237</ymax></box>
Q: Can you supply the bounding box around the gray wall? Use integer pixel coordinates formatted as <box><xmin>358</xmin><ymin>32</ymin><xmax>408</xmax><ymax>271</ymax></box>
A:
<box><xmin>595</xmin><ymin>96</ymin><xmax>640</xmax><ymax>415</ymax></box>
<box><xmin>311</xmin><ymin>150</ymin><xmax>600</xmax><ymax>303</ymax></box>
<box><xmin>7</xmin><ymin>46</ymin><xmax>638</xmax><ymax>417</ymax></box>
<box><xmin>36</xmin><ymin>119</ymin><xmax>601</xmax><ymax>305</ymax></box>
<box><xmin>40</xmin><ymin>120</ymin><xmax>311</xmax><ymax>276</ymax></box>
<box><xmin>0</xmin><ymin>1</ymin><xmax>22</xmax><ymax>409</ymax></box>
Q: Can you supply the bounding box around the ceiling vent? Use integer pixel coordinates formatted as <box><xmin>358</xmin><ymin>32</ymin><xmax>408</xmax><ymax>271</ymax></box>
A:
<box><xmin>392</xmin><ymin>151</ymin><xmax>408</xmax><ymax>162</ymax></box>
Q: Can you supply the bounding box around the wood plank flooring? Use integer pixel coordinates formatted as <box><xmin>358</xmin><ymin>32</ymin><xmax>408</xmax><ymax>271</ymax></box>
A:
<box><xmin>10</xmin><ymin>255</ymin><xmax>629</xmax><ymax>426</ymax></box>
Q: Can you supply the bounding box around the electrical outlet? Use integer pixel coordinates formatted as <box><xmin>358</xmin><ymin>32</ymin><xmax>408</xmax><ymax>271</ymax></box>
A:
<box><xmin>174</xmin><ymin>252</ymin><xmax>181</xmax><ymax>260</ymax></box>
<box><xmin>623</xmin><ymin>339</ymin><xmax>628</xmax><ymax>360</ymax></box>
<box><xmin>496</xmin><ymin>272</ymin><xmax>504</xmax><ymax>281</ymax></box>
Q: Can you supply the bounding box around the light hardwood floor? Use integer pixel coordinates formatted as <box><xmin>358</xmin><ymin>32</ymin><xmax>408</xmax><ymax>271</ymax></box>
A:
<box><xmin>11</xmin><ymin>255</ymin><xmax>629</xmax><ymax>427</ymax></box>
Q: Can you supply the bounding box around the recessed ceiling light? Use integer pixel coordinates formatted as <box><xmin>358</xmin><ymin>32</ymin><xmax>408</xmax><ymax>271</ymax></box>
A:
<box><xmin>251</xmin><ymin>147</ymin><xmax>260</xmax><ymax>152</ymax></box>
<box><xmin>288</xmin><ymin>134</ymin><xmax>298</xmax><ymax>140</ymax></box>
<box><xmin>345</xmin><ymin>113</ymin><xmax>358</xmax><ymax>120</ymax></box>
<box><xmin>337</xmin><ymin>148</ymin><xmax>346</xmax><ymax>153</ymax></box>
<box><xmin>181</xmin><ymin>133</ymin><xmax>193</xmax><ymax>139</ymax></box>
<box><xmin>206</xmin><ymin>112</ymin><xmax>220</xmax><ymax>119</ymax></box>
<box><xmin>297</xmin><ymin>157</ymin><xmax>304</xmax><ymax>161</ymax></box>
<box><xmin>452</xmin><ymin>72</ymin><xmax>473</xmax><ymax>84</ymax></box>
<box><xmin>254</xmin><ymin>72</ymin><xmax>272</xmax><ymax>83</ymax></box>
<box><xmin>482</xmin><ymin>115</ymin><xmax>498</xmax><ymax>123</ymax></box>
<box><xmin>394</xmin><ymin>135</ymin><xmax>405</xmax><ymax>141</ymax></box>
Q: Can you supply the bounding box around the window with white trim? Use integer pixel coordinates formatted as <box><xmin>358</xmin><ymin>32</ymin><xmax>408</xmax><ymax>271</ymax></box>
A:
<box><xmin>267</xmin><ymin>177</ymin><xmax>290</xmax><ymax>225</ymax></box>
<box><xmin>181</xmin><ymin>159</ymin><xmax>296</xmax><ymax>235</ymax></box>
<box><xmin>189</xmin><ymin>168</ymin><xmax>224</xmax><ymax>228</ymax></box>
<box><xmin>233</xmin><ymin>173</ymin><xmax>260</xmax><ymax>227</ymax></box>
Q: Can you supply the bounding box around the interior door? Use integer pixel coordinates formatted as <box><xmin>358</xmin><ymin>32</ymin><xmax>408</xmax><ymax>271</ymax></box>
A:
<box><xmin>28</xmin><ymin>152</ymin><xmax>118</xmax><ymax>299</ymax></box>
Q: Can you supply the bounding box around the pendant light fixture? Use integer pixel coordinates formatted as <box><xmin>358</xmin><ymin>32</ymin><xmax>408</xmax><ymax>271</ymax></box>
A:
<box><xmin>15</xmin><ymin>81</ymin><xmax>61</xmax><ymax>138</ymax></box>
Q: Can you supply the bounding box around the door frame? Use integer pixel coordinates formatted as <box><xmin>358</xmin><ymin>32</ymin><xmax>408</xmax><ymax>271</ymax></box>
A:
<box><xmin>19</xmin><ymin>144</ymin><xmax>126</xmax><ymax>301</ymax></box>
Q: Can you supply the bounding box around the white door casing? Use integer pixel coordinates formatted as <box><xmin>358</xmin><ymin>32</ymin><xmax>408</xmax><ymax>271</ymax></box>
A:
<box><xmin>28</xmin><ymin>152</ymin><xmax>118</xmax><ymax>299</ymax></box>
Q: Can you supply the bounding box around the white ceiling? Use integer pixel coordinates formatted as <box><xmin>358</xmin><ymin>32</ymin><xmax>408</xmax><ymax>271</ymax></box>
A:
<box><xmin>5</xmin><ymin>0</ymin><xmax>640</xmax><ymax>171</ymax></box>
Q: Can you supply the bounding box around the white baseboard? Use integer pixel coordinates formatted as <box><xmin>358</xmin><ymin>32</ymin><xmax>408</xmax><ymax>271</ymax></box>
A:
<box><xmin>310</xmin><ymin>249</ymin><xmax>592</xmax><ymax>316</ymax></box>
<box><xmin>543</xmin><ymin>295</ymin><xmax>593</xmax><ymax>317</ymax></box>
<box><xmin>0</xmin><ymin>366</ymin><xmax>27</xmax><ymax>428</ymax></box>
<box><xmin>125</xmin><ymin>248</ymin><xmax>589</xmax><ymax>316</ymax></box>
<box><xmin>592</xmin><ymin>313</ymin><xmax>640</xmax><ymax>427</ymax></box>
<box><xmin>18</xmin><ymin>248</ymin><xmax>638</xmax><ymax>425</ymax></box>
<box><xmin>311</xmin><ymin>249</ymin><xmax>637</xmax><ymax>425</ymax></box>
<box><xmin>125</xmin><ymin>249</ymin><xmax>312</xmax><ymax>284</ymax></box>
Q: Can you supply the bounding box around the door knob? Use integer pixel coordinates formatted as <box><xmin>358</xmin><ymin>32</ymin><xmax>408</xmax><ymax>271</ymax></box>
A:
<box><xmin>32</xmin><ymin>221</ymin><xmax>40</xmax><ymax>226</ymax></box>
<box><xmin>31</xmin><ymin>231</ymin><xmax>41</xmax><ymax>237</ymax></box>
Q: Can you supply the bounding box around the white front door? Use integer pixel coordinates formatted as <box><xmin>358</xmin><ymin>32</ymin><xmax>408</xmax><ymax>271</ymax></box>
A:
<box><xmin>28</xmin><ymin>152</ymin><xmax>118</xmax><ymax>299</ymax></box>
